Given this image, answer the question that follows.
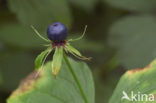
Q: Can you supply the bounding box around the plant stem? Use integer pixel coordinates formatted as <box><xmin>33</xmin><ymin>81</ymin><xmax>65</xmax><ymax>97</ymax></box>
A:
<box><xmin>63</xmin><ymin>52</ymin><xmax>88</xmax><ymax>103</ymax></box>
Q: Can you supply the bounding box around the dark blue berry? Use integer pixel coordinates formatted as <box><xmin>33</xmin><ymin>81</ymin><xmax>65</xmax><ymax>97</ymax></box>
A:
<box><xmin>47</xmin><ymin>22</ymin><xmax>68</xmax><ymax>42</ymax></box>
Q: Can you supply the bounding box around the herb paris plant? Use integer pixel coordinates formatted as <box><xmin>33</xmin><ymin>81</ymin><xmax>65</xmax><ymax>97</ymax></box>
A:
<box><xmin>31</xmin><ymin>22</ymin><xmax>90</xmax><ymax>78</ymax></box>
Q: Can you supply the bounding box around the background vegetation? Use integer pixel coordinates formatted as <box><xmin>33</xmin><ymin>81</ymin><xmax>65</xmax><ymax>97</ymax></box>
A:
<box><xmin>1</xmin><ymin>0</ymin><xmax>156</xmax><ymax>103</ymax></box>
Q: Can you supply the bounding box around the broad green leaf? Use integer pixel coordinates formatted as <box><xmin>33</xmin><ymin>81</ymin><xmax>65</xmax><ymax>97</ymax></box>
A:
<box><xmin>0</xmin><ymin>23</ymin><xmax>44</xmax><ymax>49</ymax></box>
<box><xmin>35</xmin><ymin>47</ymin><xmax>52</xmax><ymax>70</ymax></box>
<box><xmin>105</xmin><ymin>0</ymin><xmax>156</xmax><ymax>13</ymax></box>
<box><xmin>66</xmin><ymin>44</ymin><xmax>82</xmax><ymax>57</ymax></box>
<box><xmin>108</xmin><ymin>15</ymin><xmax>156</xmax><ymax>69</ymax></box>
<box><xmin>8</xmin><ymin>0</ymin><xmax>72</xmax><ymax>29</ymax></box>
<box><xmin>52</xmin><ymin>47</ymin><xmax>63</xmax><ymax>76</ymax></box>
<box><xmin>109</xmin><ymin>59</ymin><xmax>156</xmax><ymax>103</ymax></box>
<box><xmin>7</xmin><ymin>58</ymin><xmax>95</xmax><ymax>103</ymax></box>
<box><xmin>68</xmin><ymin>0</ymin><xmax>96</xmax><ymax>11</ymax></box>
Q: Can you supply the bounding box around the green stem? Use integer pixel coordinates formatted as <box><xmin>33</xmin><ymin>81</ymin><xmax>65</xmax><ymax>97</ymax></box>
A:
<box><xmin>63</xmin><ymin>52</ymin><xmax>88</xmax><ymax>103</ymax></box>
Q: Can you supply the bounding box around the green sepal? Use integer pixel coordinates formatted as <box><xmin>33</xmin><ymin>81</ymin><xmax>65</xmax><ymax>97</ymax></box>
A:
<box><xmin>35</xmin><ymin>47</ymin><xmax>52</xmax><ymax>70</ymax></box>
<box><xmin>31</xmin><ymin>25</ymin><xmax>51</xmax><ymax>42</ymax></box>
<box><xmin>52</xmin><ymin>46</ymin><xmax>63</xmax><ymax>77</ymax></box>
<box><xmin>65</xmin><ymin>44</ymin><xmax>90</xmax><ymax>60</ymax></box>
<box><xmin>68</xmin><ymin>25</ymin><xmax>87</xmax><ymax>42</ymax></box>
<box><xmin>66</xmin><ymin>44</ymin><xmax>82</xmax><ymax>56</ymax></box>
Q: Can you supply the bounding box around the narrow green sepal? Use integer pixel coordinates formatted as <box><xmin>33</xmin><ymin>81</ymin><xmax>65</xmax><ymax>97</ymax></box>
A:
<box><xmin>31</xmin><ymin>25</ymin><xmax>51</xmax><ymax>42</ymax></box>
<box><xmin>35</xmin><ymin>47</ymin><xmax>52</xmax><ymax>70</ymax></box>
<box><xmin>65</xmin><ymin>44</ymin><xmax>91</xmax><ymax>60</ymax></box>
<box><xmin>52</xmin><ymin>46</ymin><xmax>63</xmax><ymax>77</ymax></box>
<box><xmin>68</xmin><ymin>25</ymin><xmax>87</xmax><ymax>42</ymax></box>
<box><xmin>66</xmin><ymin>44</ymin><xmax>82</xmax><ymax>56</ymax></box>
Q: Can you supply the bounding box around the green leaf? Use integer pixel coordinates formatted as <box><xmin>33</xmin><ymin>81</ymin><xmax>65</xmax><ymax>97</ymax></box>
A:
<box><xmin>105</xmin><ymin>0</ymin><xmax>156</xmax><ymax>13</ymax></box>
<box><xmin>7</xmin><ymin>58</ymin><xmax>95</xmax><ymax>103</ymax></box>
<box><xmin>52</xmin><ymin>47</ymin><xmax>63</xmax><ymax>77</ymax></box>
<box><xmin>35</xmin><ymin>47</ymin><xmax>52</xmax><ymax>70</ymax></box>
<box><xmin>108</xmin><ymin>15</ymin><xmax>156</xmax><ymax>69</ymax></box>
<box><xmin>109</xmin><ymin>59</ymin><xmax>156</xmax><ymax>103</ymax></box>
<box><xmin>8</xmin><ymin>0</ymin><xmax>72</xmax><ymax>29</ymax></box>
<box><xmin>0</xmin><ymin>23</ymin><xmax>44</xmax><ymax>49</ymax></box>
<box><xmin>66</xmin><ymin>44</ymin><xmax>82</xmax><ymax>57</ymax></box>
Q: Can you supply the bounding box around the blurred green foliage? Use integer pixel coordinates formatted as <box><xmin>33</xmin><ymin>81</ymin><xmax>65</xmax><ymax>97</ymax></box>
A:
<box><xmin>1</xmin><ymin>0</ymin><xmax>156</xmax><ymax>103</ymax></box>
<box><xmin>8</xmin><ymin>0</ymin><xmax>72</xmax><ymax>29</ymax></box>
<box><xmin>108</xmin><ymin>15</ymin><xmax>156</xmax><ymax>69</ymax></box>
<box><xmin>0</xmin><ymin>70</ymin><xmax>2</xmax><ymax>85</ymax></box>
<box><xmin>0</xmin><ymin>23</ymin><xmax>44</xmax><ymax>49</ymax></box>
<box><xmin>105</xmin><ymin>0</ymin><xmax>156</xmax><ymax>13</ymax></box>
<box><xmin>0</xmin><ymin>52</ymin><xmax>34</xmax><ymax>91</ymax></box>
<box><xmin>68</xmin><ymin>0</ymin><xmax>96</xmax><ymax>11</ymax></box>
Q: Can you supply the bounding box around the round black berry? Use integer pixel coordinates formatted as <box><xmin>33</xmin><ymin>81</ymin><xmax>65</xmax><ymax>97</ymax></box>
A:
<box><xmin>47</xmin><ymin>22</ymin><xmax>68</xmax><ymax>42</ymax></box>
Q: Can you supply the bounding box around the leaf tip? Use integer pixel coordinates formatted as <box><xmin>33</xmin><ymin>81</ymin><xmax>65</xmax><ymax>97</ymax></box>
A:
<box><xmin>52</xmin><ymin>66</ymin><xmax>61</xmax><ymax>77</ymax></box>
<box><xmin>52</xmin><ymin>71</ymin><xmax>58</xmax><ymax>79</ymax></box>
<box><xmin>53</xmin><ymin>74</ymin><xmax>57</xmax><ymax>79</ymax></box>
<box><xmin>83</xmin><ymin>56</ymin><xmax>92</xmax><ymax>61</ymax></box>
